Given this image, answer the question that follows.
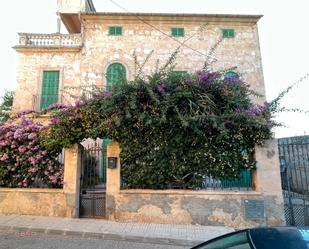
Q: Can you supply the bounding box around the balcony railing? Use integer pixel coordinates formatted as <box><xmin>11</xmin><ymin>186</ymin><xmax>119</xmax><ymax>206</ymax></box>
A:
<box><xmin>18</xmin><ymin>33</ymin><xmax>82</xmax><ymax>48</ymax></box>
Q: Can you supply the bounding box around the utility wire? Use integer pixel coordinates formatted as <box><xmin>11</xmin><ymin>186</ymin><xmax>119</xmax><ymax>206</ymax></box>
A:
<box><xmin>108</xmin><ymin>0</ymin><xmax>212</xmax><ymax>58</ymax></box>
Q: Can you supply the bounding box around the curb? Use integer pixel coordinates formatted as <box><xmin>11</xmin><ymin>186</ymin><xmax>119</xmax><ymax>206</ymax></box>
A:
<box><xmin>0</xmin><ymin>225</ymin><xmax>203</xmax><ymax>247</ymax></box>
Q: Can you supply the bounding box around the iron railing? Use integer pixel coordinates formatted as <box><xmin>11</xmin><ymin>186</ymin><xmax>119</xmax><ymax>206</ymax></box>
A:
<box><xmin>121</xmin><ymin>169</ymin><xmax>253</xmax><ymax>191</ymax></box>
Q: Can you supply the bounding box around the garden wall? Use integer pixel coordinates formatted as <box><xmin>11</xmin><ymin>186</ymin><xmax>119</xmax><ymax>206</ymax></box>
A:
<box><xmin>108</xmin><ymin>190</ymin><xmax>283</xmax><ymax>229</ymax></box>
<box><xmin>0</xmin><ymin>188</ymin><xmax>70</xmax><ymax>217</ymax></box>
<box><xmin>0</xmin><ymin>145</ymin><xmax>82</xmax><ymax>218</ymax></box>
<box><xmin>106</xmin><ymin>140</ymin><xmax>286</xmax><ymax>229</ymax></box>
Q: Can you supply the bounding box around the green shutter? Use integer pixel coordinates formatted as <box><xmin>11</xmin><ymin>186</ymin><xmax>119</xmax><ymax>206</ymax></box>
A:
<box><xmin>40</xmin><ymin>71</ymin><xmax>59</xmax><ymax>110</ymax></box>
<box><xmin>224</xmin><ymin>71</ymin><xmax>239</xmax><ymax>78</ymax></box>
<box><xmin>172</xmin><ymin>70</ymin><xmax>187</xmax><ymax>76</ymax></box>
<box><xmin>101</xmin><ymin>138</ymin><xmax>112</xmax><ymax>184</ymax></box>
<box><xmin>106</xmin><ymin>63</ymin><xmax>126</xmax><ymax>91</ymax></box>
<box><xmin>109</xmin><ymin>26</ymin><xmax>122</xmax><ymax>36</ymax></box>
<box><xmin>222</xmin><ymin>29</ymin><xmax>235</xmax><ymax>38</ymax></box>
<box><xmin>171</xmin><ymin>27</ymin><xmax>184</xmax><ymax>37</ymax></box>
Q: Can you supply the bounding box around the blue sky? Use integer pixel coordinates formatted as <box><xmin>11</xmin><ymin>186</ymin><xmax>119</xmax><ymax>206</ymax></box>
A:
<box><xmin>0</xmin><ymin>0</ymin><xmax>308</xmax><ymax>138</ymax></box>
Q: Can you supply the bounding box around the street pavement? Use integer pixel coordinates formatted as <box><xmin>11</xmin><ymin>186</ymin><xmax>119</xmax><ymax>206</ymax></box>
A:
<box><xmin>0</xmin><ymin>231</ymin><xmax>186</xmax><ymax>249</ymax></box>
<box><xmin>0</xmin><ymin>214</ymin><xmax>234</xmax><ymax>247</ymax></box>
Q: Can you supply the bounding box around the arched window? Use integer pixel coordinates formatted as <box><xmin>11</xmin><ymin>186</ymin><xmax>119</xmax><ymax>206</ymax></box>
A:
<box><xmin>106</xmin><ymin>63</ymin><xmax>126</xmax><ymax>90</ymax></box>
<box><xmin>224</xmin><ymin>71</ymin><xmax>239</xmax><ymax>78</ymax></box>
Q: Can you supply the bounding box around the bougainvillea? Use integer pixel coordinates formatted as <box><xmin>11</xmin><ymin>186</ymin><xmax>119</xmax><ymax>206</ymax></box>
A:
<box><xmin>42</xmin><ymin>69</ymin><xmax>274</xmax><ymax>189</ymax></box>
<box><xmin>0</xmin><ymin>117</ymin><xmax>63</xmax><ymax>188</ymax></box>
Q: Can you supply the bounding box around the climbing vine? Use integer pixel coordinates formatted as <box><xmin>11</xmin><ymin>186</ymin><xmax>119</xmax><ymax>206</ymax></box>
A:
<box><xmin>42</xmin><ymin>68</ymin><xmax>274</xmax><ymax>189</ymax></box>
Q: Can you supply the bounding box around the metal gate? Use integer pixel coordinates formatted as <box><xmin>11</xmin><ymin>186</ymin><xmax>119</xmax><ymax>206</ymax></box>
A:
<box><xmin>278</xmin><ymin>136</ymin><xmax>309</xmax><ymax>226</ymax></box>
<box><xmin>79</xmin><ymin>140</ymin><xmax>107</xmax><ymax>218</ymax></box>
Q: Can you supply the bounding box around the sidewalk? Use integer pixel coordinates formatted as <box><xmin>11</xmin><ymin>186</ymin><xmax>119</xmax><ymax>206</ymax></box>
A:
<box><xmin>0</xmin><ymin>214</ymin><xmax>234</xmax><ymax>247</ymax></box>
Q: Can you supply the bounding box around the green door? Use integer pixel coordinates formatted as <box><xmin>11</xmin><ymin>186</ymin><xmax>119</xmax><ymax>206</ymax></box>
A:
<box><xmin>40</xmin><ymin>71</ymin><xmax>59</xmax><ymax>110</ymax></box>
<box><xmin>106</xmin><ymin>63</ymin><xmax>126</xmax><ymax>91</ymax></box>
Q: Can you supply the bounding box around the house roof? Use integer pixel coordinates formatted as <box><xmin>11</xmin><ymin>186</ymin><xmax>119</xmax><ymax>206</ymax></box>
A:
<box><xmin>81</xmin><ymin>12</ymin><xmax>263</xmax><ymax>23</ymax></box>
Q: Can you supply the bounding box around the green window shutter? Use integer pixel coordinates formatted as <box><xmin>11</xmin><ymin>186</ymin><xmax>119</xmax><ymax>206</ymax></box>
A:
<box><xmin>171</xmin><ymin>27</ymin><xmax>184</xmax><ymax>37</ymax></box>
<box><xmin>106</xmin><ymin>63</ymin><xmax>127</xmax><ymax>91</ymax></box>
<box><xmin>172</xmin><ymin>70</ymin><xmax>188</xmax><ymax>76</ymax></box>
<box><xmin>109</xmin><ymin>26</ymin><xmax>122</xmax><ymax>36</ymax></box>
<box><xmin>101</xmin><ymin>138</ymin><xmax>112</xmax><ymax>184</ymax></box>
<box><xmin>224</xmin><ymin>71</ymin><xmax>239</xmax><ymax>78</ymax></box>
<box><xmin>40</xmin><ymin>71</ymin><xmax>59</xmax><ymax>110</ymax></box>
<box><xmin>222</xmin><ymin>29</ymin><xmax>235</xmax><ymax>38</ymax></box>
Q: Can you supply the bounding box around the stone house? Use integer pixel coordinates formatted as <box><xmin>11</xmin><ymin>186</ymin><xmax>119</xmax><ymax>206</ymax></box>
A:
<box><xmin>5</xmin><ymin>0</ymin><xmax>285</xmax><ymax>228</ymax></box>
<box><xmin>13</xmin><ymin>0</ymin><xmax>266</xmax><ymax>112</ymax></box>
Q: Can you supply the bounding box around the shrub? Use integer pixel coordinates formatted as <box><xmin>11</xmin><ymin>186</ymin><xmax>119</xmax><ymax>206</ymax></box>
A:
<box><xmin>0</xmin><ymin>117</ymin><xmax>63</xmax><ymax>188</ymax></box>
<box><xmin>44</xmin><ymin>70</ymin><xmax>273</xmax><ymax>189</ymax></box>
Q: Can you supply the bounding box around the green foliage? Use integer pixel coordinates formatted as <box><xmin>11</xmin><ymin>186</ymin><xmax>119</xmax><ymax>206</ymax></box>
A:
<box><xmin>0</xmin><ymin>91</ymin><xmax>14</xmax><ymax>123</ymax></box>
<box><xmin>44</xmin><ymin>68</ymin><xmax>273</xmax><ymax>189</ymax></box>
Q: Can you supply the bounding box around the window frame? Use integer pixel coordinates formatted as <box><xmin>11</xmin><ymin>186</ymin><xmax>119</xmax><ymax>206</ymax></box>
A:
<box><xmin>108</xmin><ymin>26</ymin><xmax>123</xmax><ymax>36</ymax></box>
<box><xmin>171</xmin><ymin>27</ymin><xmax>185</xmax><ymax>37</ymax></box>
<box><xmin>105</xmin><ymin>63</ymin><xmax>127</xmax><ymax>91</ymax></box>
<box><xmin>191</xmin><ymin>230</ymin><xmax>254</xmax><ymax>249</ymax></box>
<box><xmin>222</xmin><ymin>28</ymin><xmax>235</xmax><ymax>38</ymax></box>
<box><xmin>40</xmin><ymin>70</ymin><xmax>60</xmax><ymax>110</ymax></box>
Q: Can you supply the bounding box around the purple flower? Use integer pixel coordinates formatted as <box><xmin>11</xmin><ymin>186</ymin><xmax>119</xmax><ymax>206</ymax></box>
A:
<box><xmin>28</xmin><ymin>133</ymin><xmax>37</xmax><ymax>140</ymax></box>
<box><xmin>100</xmin><ymin>91</ymin><xmax>111</xmax><ymax>98</ymax></box>
<box><xmin>246</xmin><ymin>104</ymin><xmax>268</xmax><ymax>117</ymax></box>
<box><xmin>157</xmin><ymin>85</ymin><xmax>165</xmax><ymax>94</ymax></box>
<box><xmin>74</xmin><ymin>99</ymin><xmax>84</xmax><ymax>107</ymax></box>
<box><xmin>46</xmin><ymin>103</ymin><xmax>69</xmax><ymax>111</ymax></box>
<box><xmin>197</xmin><ymin>71</ymin><xmax>221</xmax><ymax>88</ymax></box>
<box><xmin>49</xmin><ymin>117</ymin><xmax>59</xmax><ymax>125</ymax></box>
<box><xmin>16</xmin><ymin>110</ymin><xmax>34</xmax><ymax>117</ymax></box>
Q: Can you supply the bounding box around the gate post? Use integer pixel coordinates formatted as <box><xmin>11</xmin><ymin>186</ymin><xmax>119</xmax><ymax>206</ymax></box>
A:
<box><xmin>106</xmin><ymin>141</ymin><xmax>121</xmax><ymax>220</ymax></box>
<box><xmin>63</xmin><ymin>144</ymin><xmax>83</xmax><ymax>218</ymax></box>
<box><xmin>255</xmin><ymin>139</ymin><xmax>285</xmax><ymax>225</ymax></box>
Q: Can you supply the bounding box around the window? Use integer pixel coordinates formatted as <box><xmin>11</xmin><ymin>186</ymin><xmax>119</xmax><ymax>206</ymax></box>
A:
<box><xmin>224</xmin><ymin>71</ymin><xmax>239</xmax><ymax>78</ymax></box>
<box><xmin>194</xmin><ymin>231</ymin><xmax>252</xmax><ymax>249</ymax></box>
<box><xmin>106</xmin><ymin>63</ymin><xmax>126</xmax><ymax>90</ymax></box>
<box><xmin>222</xmin><ymin>29</ymin><xmax>235</xmax><ymax>38</ymax></box>
<box><xmin>171</xmin><ymin>27</ymin><xmax>184</xmax><ymax>37</ymax></box>
<box><xmin>172</xmin><ymin>70</ymin><xmax>188</xmax><ymax>76</ymax></box>
<box><xmin>109</xmin><ymin>26</ymin><xmax>123</xmax><ymax>36</ymax></box>
<box><xmin>40</xmin><ymin>71</ymin><xmax>59</xmax><ymax>110</ymax></box>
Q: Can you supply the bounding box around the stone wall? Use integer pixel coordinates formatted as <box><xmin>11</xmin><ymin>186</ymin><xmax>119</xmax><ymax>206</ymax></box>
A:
<box><xmin>106</xmin><ymin>141</ymin><xmax>285</xmax><ymax>229</ymax></box>
<box><xmin>0</xmin><ymin>188</ymin><xmax>68</xmax><ymax>217</ymax></box>
<box><xmin>110</xmin><ymin>190</ymin><xmax>283</xmax><ymax>229</ymax></box>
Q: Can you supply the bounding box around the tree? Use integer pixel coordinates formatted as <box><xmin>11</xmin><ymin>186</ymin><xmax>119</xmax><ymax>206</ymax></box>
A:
<box><xmin>0</xmin><ymin>91</ymin><xmax>14</xmax><ymax>123</ymax></box>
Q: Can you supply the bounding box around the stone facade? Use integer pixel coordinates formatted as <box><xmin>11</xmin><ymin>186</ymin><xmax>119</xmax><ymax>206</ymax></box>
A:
<box><xmin>13</xmin><ymin>12</ymin><xmax>265</xmax><ymax>111</ymax></box>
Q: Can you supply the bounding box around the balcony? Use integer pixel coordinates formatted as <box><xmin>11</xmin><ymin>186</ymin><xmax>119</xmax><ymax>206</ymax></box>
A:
<box><xmin>15</xmin><ymin>33</ymin><xmax>82</xmax><ymax>51</ymax></box>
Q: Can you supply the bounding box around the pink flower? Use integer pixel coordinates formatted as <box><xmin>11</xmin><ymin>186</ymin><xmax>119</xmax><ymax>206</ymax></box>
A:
<box><xmin>28</xmin><ymin>133</ymin><xmax>37</xmax><ymax>140</ymax></box>
<box><xmin>18</xmin><ymin>146</ymin><xmax>27</xmax><ymax>153</ymax></box>
<box><xmin>0</xmin><ymin>153</ymin><xmax>9</xmax><ymax>161</ymax></box>
<box><xmin>28</xmin><ymin>167</ymin><xmax>38</xmax><ymax>173</ymax></box>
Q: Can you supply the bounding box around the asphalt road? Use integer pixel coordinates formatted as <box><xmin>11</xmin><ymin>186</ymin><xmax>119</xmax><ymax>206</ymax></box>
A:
<box><xmin>0</xmin><ymin>231</ymin><xmax>188</xmax><ymax>249</ymax></box>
